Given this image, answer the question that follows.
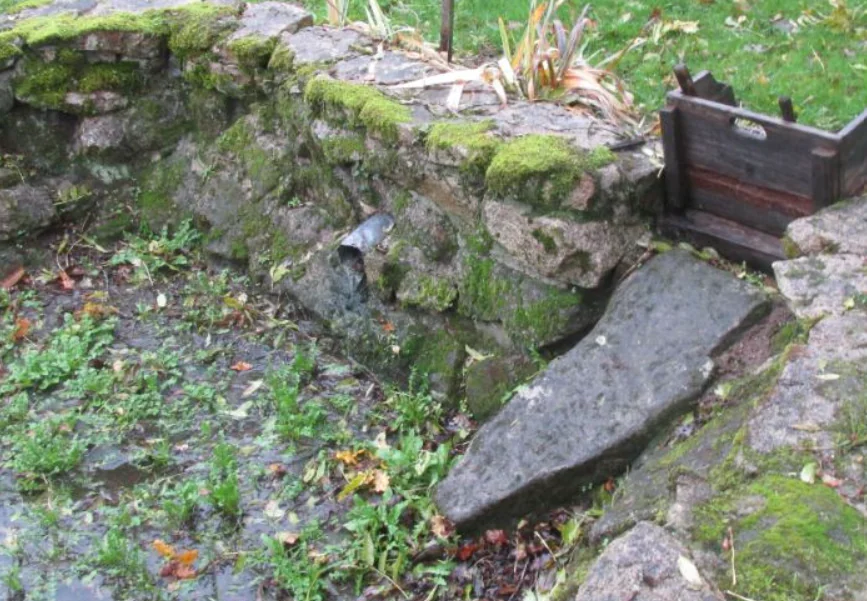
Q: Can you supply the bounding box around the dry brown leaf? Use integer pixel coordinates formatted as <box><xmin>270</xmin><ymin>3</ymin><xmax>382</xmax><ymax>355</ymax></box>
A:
<box><xmin>230</xmin><ymin>361</ymin><xmax>253</xmax><ymax>372</ymax></box>
<box><xmin>372</xmin><ymin>469</ymin><xmax>390</xmax><ymax>493</ymax></box>
<box><xmin>58</xmin><ymin>269</ymin><xmax>75</xmax><ymax>291</ymax></box>
<box><xmin>12</xmin><ymin>318</ymin><xmax>30</xmax><ymax>342</ymax></box>
<box><xmin>153</xmin><ymin>539</ymin><xmax>176</xmax><ymax>559</ymax></box>
<box><xmin>334</xmin><ymin>449</ymin><xmax>366</xmax><ymax>466</ymax></box>
<box><xmin>276</xmin><ymin>531</ymin><xmax>300</xmax><ymax>547</ymax></box>
<box><xmin>176</xmin><ymin>549</ymin><xmax>198</xmax><ymax>567</ymax></box>
<box><xmin>430</xmin><ymin>514</ymin><xmax>455</xmax><ymax>539</ymax></box>
<box><xmin>0</xmin><ymin>266</ymin><xmax>25</xmax><ymax>290</ymax></box>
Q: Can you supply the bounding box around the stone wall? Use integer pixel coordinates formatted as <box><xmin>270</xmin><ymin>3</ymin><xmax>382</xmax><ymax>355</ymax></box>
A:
<box><xmin>0</xmin><ymin>0</ymin><xmax>659</xmax><ymax>405</ymax></box>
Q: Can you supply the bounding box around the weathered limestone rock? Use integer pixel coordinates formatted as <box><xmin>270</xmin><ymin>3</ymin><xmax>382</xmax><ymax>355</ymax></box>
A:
<box><xmin>774</xmin><ymin>254</ymin><xmax>867</xmax><ymax>319</ymax></box>
<box><xmin>229</xmin><ymin>1</ymin><xmax>312</xmax><ymax>40</ymax></box>
<box><xmin>483</xmin><ymin>199</ymin><xmax>646</xmax><ymax>289</ymax></box>
<box><xmin>747</xmin><ymin>312</ymin><xmax>867</xmax><ymax>453</ymax></box>
<box><xmin>436</xmin><ymin>250</ymin><xmax>767</xmax><ymax>529</ymax></box>
<box><xmin>785</xmin><ymin>195</ymin><xmax>867</xmax><ymax>256</ymax></box>
<box><xmin>275</xmin><ymin>26</ymin><xmax>363</xmax><ymax>67</ymax></box>
<box><xmin>0</xmin><ymin>183</ymin><xmax>57</xmax><ymax>241</ymax></box>
<box><xmin>576</xmin><ymin>522</ymin><xmax>722</xmax><ymax>601</ymax></box>
<box><xmin>74</xmin><ymin>113</ymin><xmax>125</xmax><ymax>153</ymax></box>
<box><xmin>464</xmin><ymin>355</ymin><xmax>537</xmax><ymax>421</ymax></box>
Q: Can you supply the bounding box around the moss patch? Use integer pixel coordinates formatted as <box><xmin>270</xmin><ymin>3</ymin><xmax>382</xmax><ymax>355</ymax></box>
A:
<box><xmin>398</xmin><ymin>274</ymin><xmax>458</xmax><ymax>313</ymax></box>
<box><xmin>137</xmin><ymin>156</ymin><xmax>187</xmax><ymax>228</ymax></box>
<box><xmin>694</xmin><ymin>475</ymin><xmax>867</xmax><ymax>601</ymax></box>
<box><xmin>485</xmin><ymin>136</ymin><xmax>614</xmax><ymax>210</ymax></box>
<box><xmin>426</xmin><ymin>119</ymin><xmax>501</xmax><ymax>178</ymax></box>
<box><xmin>304</xmin><ymin>77</ymin><xmax>411</xmax><ymax>142</ymax></box>
<box><xmin>227</xmin><ymin>34</ymin><xmax>276</xmax><ymax>71</ymax></box>
<box><xmin>320</xmin><ymin>135</ymin><xmax>366</xmax><ymax>165</ymax></box>
<box><xmin>167</xmin><ymin>6</ymin><xmax>236</xmax><ymax>60</ymax></box>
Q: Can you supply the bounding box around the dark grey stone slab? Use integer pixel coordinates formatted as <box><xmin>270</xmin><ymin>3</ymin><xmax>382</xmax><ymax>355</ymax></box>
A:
<box><xmin>435</xmin><ymin>250</ymin><xmax>768</xmax><ymax>530</ymax></box>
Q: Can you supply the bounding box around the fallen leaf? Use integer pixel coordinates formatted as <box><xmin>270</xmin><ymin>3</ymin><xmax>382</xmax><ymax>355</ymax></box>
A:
<box><xmin>242</xmin><ymin>379</ymin><xmax>264</xmax><ymax>398</ymax></box>
<box><xmin>372</xmin><ymin>469</ymin><xmax>390</xmax><ymax>493</ymax></box>
<box><xmin>264</xmin><ymin>500</ymin><xmax>285</xmax><ymax>521</ymax></box>
<box><xmin>230</xmin><ymin>361</ymin><xmax>253</xmax><ymax>372</ymax></box>
<box><xmin>176</xmin><ymin>549</ymin><xmax>198</xmax><ymax>567</ymax></box>
<box><xmin>268</xmin><ymin>463</ymin><xmax>288</xmax><ymax>478</ymax></box>
<box><xmin>381</xmin><ymin>321</ymin><xmax>395</xmax><ymax>333</ymax></box>
<box><xmin>800</xmin><ymin>462</ymin><xmax>818</xmax><ymax>484</ymax></box>
<box><xmin>677</xmin><ymin>555</ymin><xmax>703</xmax><ymax>589</ymax></box>
<box><xmin>822</xmin><ymin>474</ymin><xmax>843</xmax><ymax>488</ymax></box>
<box><xmin>430</xmin><ymin>515</ymin><xmax>455</xmax><ymax>539</ymax></box>
<box><xmin>58</xmin><ymin>269</ymin><xmax>75</xmax><ymax>291</ymax></box>
<box><xmin>0</xmin><ymin>266</ymin><xmax>25</xmax><ymax>290</ymax></box>
<box><xmin>603</xmin><ymin>477</ymin><xmax>617</xmax><ymax>493</ymax></box>
<box><xmin>484</xmin><ymin>529</ymin><xmax>509</xmax><ymax>546</ymax></box>
<box><xmin>12</xmin><ymin>318</ymin><xmax>30</xmax><ymax>342</ymax></box>
<box><xmin>334</xmin><ymin>449</ymin><xmax>366</xmax><ymax>466</ymax></box>
<box><xmin>156</xmin><ymin>292</ymin><xmax>168</xmax><ymax>308</ymax></box>
<box><xmin>174</xmin><ymin>564</ymin><xmax>197</xmax><ymax>580</ymax></box>
<box><xmin>153</xmin><ymin>539</ymin><xmax>176</xmax><ymax>559</ymax></box>
<box><xmin>276</xmin><ymin>531</ymin><xmax>300</xmax><ymax>547</ymax></box>
<box><xmin>456</xmin><ymin>542</ymin><xmax>480</xmax><ymax>561</ymax></box>
<box><xmin>338</xmin><ymin>471</ymin><xmax>372</xmax><ymax>501</ymax></box>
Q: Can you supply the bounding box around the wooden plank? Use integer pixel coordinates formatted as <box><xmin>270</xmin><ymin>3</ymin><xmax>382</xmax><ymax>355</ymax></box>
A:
<box><xmin>811</xmin><ymin>147</ymin><xmax>841</xmax><ymax>211</ymax></box>
<box><xmin>692</xmin><ymin>70</ymin><xmax>737</xmax><ymax>106</ymax></box>
<box><xmin>670</xmin><ymin>96</ymin><xmax>838</xmax><ymax>198</ymax></box>
<box><xmin>659</xmin><ymin>210</ymin><xmax>785</xmax><ymax>272</ymax></box>
<box><xmin>660</xmin><ymin>106</ymin><xmax>687</xmax><ymax>211</ymax></box>
<box><xmin>686</xmin><ymin>165</ymin><xmax>811</xmax><ymax>236</ymax></box>
<box><xmin>839</xmin><ymin>109</ymin><xmax>867</xmax><ymax>196</ymax></box>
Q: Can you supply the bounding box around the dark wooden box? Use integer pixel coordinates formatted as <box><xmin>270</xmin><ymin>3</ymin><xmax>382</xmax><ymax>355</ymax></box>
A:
<box><xmin>659</xmin><ymin>67</ymin><xmax>867</xmax><ymax>269</ymax></box>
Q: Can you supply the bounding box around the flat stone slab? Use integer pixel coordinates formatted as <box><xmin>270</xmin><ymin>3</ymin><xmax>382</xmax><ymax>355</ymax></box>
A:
<box><xmin>747</xmin><ymin>312</ymin><xmax>867</xmax><ymax>453</ymax></box>
<box><xmin>786</xmin><ymin>196</ymin><xmax>867</xmax><ymax>256</ymax></box>
<box><xmin>774</xmin><ymin>254</ymin><xmax>867</xmax><ymax>319</ymax></box>
<box><xmin>435</xmin><ymin>250</ymin><xmax>767</xmax><ymax>530</ymax></box>
<box><xmin>576</xmin><ymin>522</ymin><xmax>722</xmax><ymax>601</ymax></box>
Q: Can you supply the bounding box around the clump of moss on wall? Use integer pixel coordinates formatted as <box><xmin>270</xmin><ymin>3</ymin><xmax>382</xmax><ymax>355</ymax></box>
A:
<box><xmin>304</xmin><ymin>77</ymin><xmax>411</xmax><ymax>143</ymax></box>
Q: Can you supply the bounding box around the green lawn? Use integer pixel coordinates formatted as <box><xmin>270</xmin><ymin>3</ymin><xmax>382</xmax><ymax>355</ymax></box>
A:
<box><xmin>305</xmin><ymin>0</ymin><xmax>867</xmax><ymax>130</ymax></box>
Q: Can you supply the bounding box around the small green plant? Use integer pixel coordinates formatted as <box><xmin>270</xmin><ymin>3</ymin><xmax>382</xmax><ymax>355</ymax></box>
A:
<box><xmin>268</xmin><ymin>372</ymin><xmax>329</xmax><ymax>443</ymax></box>
<box><xmin>163</xmin><ymin>479</ymin><xmax>202</xmax><ymax>528</ymax></box>
<box><xmin>208</xmin><ymin>442</ymin><xmax>242</xmax><ymax>518</ymax></box>
<box><xmin>111</xmin><ymin>220</ymin><xmax>201</xmax><ymax>283</ymax></box>
<box><xmin>1</xmin><ymin>314</ymin><xmax>116</xmax><ymax>394</ymax></box>
<box><xmin>264</xmin><ymin>523</ymin><xmax>330</xmax><ymax>601</ymax></box>
<box><xmin>10</xmin><ymin>417</ymin><xmax>85</xmax><ymax>492</ymax></box>
<box><xmin>95</xmin><ymin>526</ymin><xmax>153</xmax><ymax>590</ymax></box>
<box><xmin>383</xmin><ymin>372</ymin><xmax>442</xmax><ymax>433</ymax></box>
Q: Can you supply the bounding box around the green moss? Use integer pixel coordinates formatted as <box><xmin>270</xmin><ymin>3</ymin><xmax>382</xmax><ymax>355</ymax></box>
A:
<box><xmin>485</xmin><ymin>136</ymin><xmax>614</xmax><ymax>210</ymax></box>
<box><xmin>694</xmin><ymin>475</ymin><xmax>867</xmax><ymax>601</ymax></box>
<box><xmin>531</xmin><ymin>228</ymin><xmax>557</xmax><ymax>254</ymax></box>
<box><xmin>506</xmin><ymin>287</ymin><xmax>581</xmax><ymax>348</ymax></box>
<box><xmin>771</xmin><ymin>317</ymin><xmax>817</xmax><ymax>354</ymax></box>
<box><xmin>458</xmin><ymin>254</ymin><xmax>508</xmax><ymax>322</ymax></box>
<box><xmin>11</xmin><ymin>58</ymin><xmax>72</xmax><ymax>108</ymax></box>
<box><xmin>781</xmin><ymin>235</ymin><xmax>802</xmax><ymax>259</ymax></box>
<box><xmin>267</xmin><ymin>42</ymin><xmax>294</xmax><ymax>74</ymax></box>
<box><xmin>78</xmin><ymin>62</ymin><xmax>143</xmax><ymax>94</ymax></box>
<box><xmin>227</xmin><ymin>34</ymin><xmax>276</xmax><ymax>71</ymax></box>
<box><xmin>217</xmin><ymin>117</ymin><xmax>280</xmax><ymax>189</ymax></box>
<box><xmin>138</xmin><ymin>157</ymin><xmax>187</xmax><ymax>228</ymax></box>
<box><xmin>0</xmin><ymin>34</ymin><xmax>23</xmax><ymax>63</ymax></box>
<box><xmin>167</xmin><ymin>6</ymin><xmax>236</xmax><ymax>60</ymax></box>
<box><xmin>399</xmin><ymin>275</ymin><xmax>458</xmax><ymax>313</ymax></box>
<box><xmin>7</xmin><ymin>11</ymin><xmax>168</xmax><ymax>47</ymax></box>
<box><xmin>426</xmin><ymin>119</ymin><xmax>501</xmax><ymax>178</ymax></box>
<box><xmin>320</xmin><ymin>135</ymin><xmax>366</xmax><ymax>165</ymax></box>
<box><xmin>4</xmin><ymin>0</ymin><xmax>52</xmax><ymax>14</ymax></box>
<box><xmin>304</xmin><ymin>77</ymin><xmax>411</xmax><ymax>142</ymax></box>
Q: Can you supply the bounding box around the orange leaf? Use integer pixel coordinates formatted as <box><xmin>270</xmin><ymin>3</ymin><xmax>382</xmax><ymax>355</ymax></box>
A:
<box><xmin>152</xmin><ymin>539</ymin><xmax>176</xmax><ymax>559</ymax></box>
<box><xmin>175</xmin><ymin>564</ymin><xmax>197</xmax><ymax>580</ymax></box>
<box><xmin>334</xmin><ymin>449</ymin><xmax>366</xmax><ymax>466</ymax></box>
<box><xmin>58</xmin><ymin>270</ymin><xmax>75</xmax><ymax>291</ymax></box>
<box><xmin>456</xmin><ymin>542</ymin><xmax>480</xmax><ymax>561</ymax></box>
<box><xmin>0</xmin><ymin>266</ymin><xmax>25</xmax><ymax>290</ymax></box>
<box><xmin>372</xmin><ymin>469</ymin><xmax>390</xmax><ymax>493</ymax></box>
<box><xmin>176</xmin><ymin>549</ymin><xmax>198</xmax><ymax>567</ymax></box>
<box><xmin>12</xmin><ymin>318</ymin><xmax>30</xmax><ymax>342</ymax></box>
<box><xmin>381</xmin><ymin>321</ymin><xmax>396</xmax><ymax>333</ymax></box>
<box><xmin>230</xmin><ymin>361</ymin><xmax>253</xmax><ymax>372</ymax></box>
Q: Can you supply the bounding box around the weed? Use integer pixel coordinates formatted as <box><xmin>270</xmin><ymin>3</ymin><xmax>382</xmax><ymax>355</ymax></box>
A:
<box><xmin>264</xmin><ymin>523</ymin><xmax>330</xmax><ymax>601</ymax></box>
<box><xmin>110</xmin><ymin>220</ymin><xmax>201</xmax><ymax>284</ymax></box>
<box><xmin>163</xmin><ymin>479</ymin><xmax>202</xmax><ymax>528</ymax></box>
<box><xmin>208</xmin><ymin>442</ymin><xmax>242</xmax><ymax>518</ymax></box>
<box><xmin>9</xmin><ymin>417</ymin><xmax>85</xmax><ymax>492</ymax></box>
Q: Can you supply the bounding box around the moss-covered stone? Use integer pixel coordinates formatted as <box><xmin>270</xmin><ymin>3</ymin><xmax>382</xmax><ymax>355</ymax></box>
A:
<box><xmin>167</xmin><ymin>6</ymin><xmax>236</xmax><ymax>60</ymax></box>
<box><xmin>320</xmin><ymin>134</ymin><xmax>366</xmax><ymax>165</ymax></box>
<box><xmin>137</xmin><ymin>155</ymin><xmax>187</xmax><ymax>228</ymax></box>
<box><xmin>4</xmin><ymin>10</ymin><xmax>167</xmax><ymax>47</ymax></box>
<box><xmin>227</xmin><ymin>34</ymin><xmax>276</xmax><ymax>71</ymax></box>
<box><xmin>506</xmin><ymin>286</ymin><xmax>581</xmax><ymax>348</ymax></box>
<box><xmin>398</xmin><ymin>274</ymin><xmax>458</xmax><ymax>312</ymax></box>
<box><xmin>485</xmin><ymin>136</ymin><xmax>615</xmax><ymax>210</ymax></box>
<box><xmin>267</xmin><ymin>42</ymin><xmax>295</xmax><ymax>74</ymax></box>
<box><xmin>304</xmin><ymin>77</ymin><xmax>411</xmax><ymax>142</ymax></box>
<box><xmin>693</xmin><ymin>475</ymin><xmax>867</xmax><ymax>601</ymax></box>
<box><xmin>426</xmin><ymin>119</ymin><xmax>501</xmax><ymax>178</ymax></box>
<box><xmin>217</xmin><ymin>116</ymin><xmax>281</xmax><ymax>192</ymax></box>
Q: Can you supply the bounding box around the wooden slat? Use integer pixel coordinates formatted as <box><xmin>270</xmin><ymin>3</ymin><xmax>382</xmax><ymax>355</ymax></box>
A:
<box><xmin>660</xmin><ymin>106</ymin><xmax>687</xmax><ymax>211</ymax></box>
<box><xmin>669</xmin><ymin>95</ymin><xmax>838</xmax><ymax>198</ymax></box>
<box><xmin>839</xmin><ymin>109</ymin><xmax>867</xmax><ymax>196</ymax></box>
<box><xmin>659</xmin><ymin>210</ymin><xmax>786</xmax><ymax>272</ymax></box>
<box><xmin>811</xmin><ymin>147</ymin><xmax>841</xmax><ymax>212</ymax></box>
<box><xmin>691</xmin><ymin>71</ymin><xmax>737</xmax><ymax>106</ymax></box>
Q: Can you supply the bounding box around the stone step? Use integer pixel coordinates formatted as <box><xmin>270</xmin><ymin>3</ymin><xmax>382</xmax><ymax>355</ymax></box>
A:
<box><xmin>435</xmin><ymin>249</ymin><xmax>768</xmax><ymax>530</ymax></box>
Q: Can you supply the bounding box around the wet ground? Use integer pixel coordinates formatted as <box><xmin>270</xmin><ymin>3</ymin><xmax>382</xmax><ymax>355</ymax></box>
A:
<box><xmin>0</xmin><ymin>227</ymin><xmax>593</xmax><ymax>601</ymax></box>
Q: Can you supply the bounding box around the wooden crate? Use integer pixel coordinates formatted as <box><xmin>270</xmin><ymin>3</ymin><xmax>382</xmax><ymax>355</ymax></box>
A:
<box><xmin>659</xmin><ymin>66</ymin><xmax>867</xmax><ymax>269</ymax></box>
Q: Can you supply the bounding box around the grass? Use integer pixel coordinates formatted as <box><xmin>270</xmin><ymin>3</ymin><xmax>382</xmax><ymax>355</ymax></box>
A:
<box><xmin>301</xmin><ymin>0</ymin><xmax>867</xmax><ymax>129</ymax></box>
